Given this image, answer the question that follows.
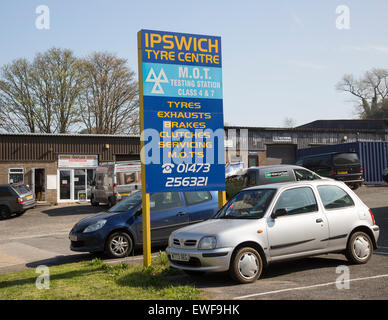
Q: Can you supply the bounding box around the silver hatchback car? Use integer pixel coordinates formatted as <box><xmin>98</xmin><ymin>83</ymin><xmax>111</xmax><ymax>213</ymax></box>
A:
<box><xmin>166</xmin><ymin>180</ymin><xmax>379</xmax><ymax>283</ymax></box>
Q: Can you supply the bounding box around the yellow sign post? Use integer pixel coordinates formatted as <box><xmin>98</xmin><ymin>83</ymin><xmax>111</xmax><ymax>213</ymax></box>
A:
<box><xmin>137</xmin><ymin>31</ymin><xmax>151</xmax><ymax>267</ymax></box>
<box><xmin>218</xmin><ymin>190</ymin><xmax>227</xmax><ymax>209</ymax></box>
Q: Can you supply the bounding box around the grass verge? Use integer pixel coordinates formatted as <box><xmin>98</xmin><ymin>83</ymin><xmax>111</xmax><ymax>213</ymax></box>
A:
<box><xmin>0</xmin><ymin>252</ymin><xmax>202</xmax><ymax>300</ymax></box>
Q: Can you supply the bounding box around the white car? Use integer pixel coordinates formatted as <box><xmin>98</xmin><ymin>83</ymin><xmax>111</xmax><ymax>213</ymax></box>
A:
<box><xmin>166</xmin><ymin>180</ymin><xmax>379</xmax><ymax>283</ymax></box>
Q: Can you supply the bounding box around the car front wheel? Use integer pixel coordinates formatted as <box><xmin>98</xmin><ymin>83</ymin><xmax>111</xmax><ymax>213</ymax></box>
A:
<box><xmin>229</xmin><ymin>247</ymin><xmax>263</xmax><ymax>284</ymax></box>
<box><xmin>105</xmin><ymin>232</ymin><xmax>133</xmax><ymax>258</ymax></box>
<box><xmin>345</xmin><ymin>231</ymin><xmax>373</xmax><ymax>264</ymax></box>
<box><xmin>15</xmin><ymin>210</ymin><xmax>26</xmax><ymax>217</ymax></box>
<box><xmin>107</xmin><ymin>197</ymin><xmax>116</xmax><ymax>208</ymax></box>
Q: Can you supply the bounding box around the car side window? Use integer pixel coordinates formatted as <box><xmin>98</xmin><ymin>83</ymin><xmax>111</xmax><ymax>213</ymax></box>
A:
<box><xmin>294</xmin><ymin>169</ymin><xmax>320</xmax><ymax>181</ymax></box>
<box><xmin>317</xmin><ymin>185</ymin><xmax>354</xmax><ymax>210</ymax></box>
<box><xmin>243</xmin><ymin>171</ymin><xmax>257</xmax><ymax>187</ymax></box>
<box><xmin>150</xmin><ymin>192</ymin><xmax>182</xmax><ymax>213</ymax></box>
<box><xmin>183</xmin><ymin>191</ymin><xmax>212</xmax><ymax>206</ymax></box>
<box><xmin>95</xmin><ymin>173</ymin><xmax>104</xmax><ymax>187</ymax></box>
<box><xmin>274</xmin><ymin>187</ymin><xmax>318</xmax><ymax>215</ymax></box>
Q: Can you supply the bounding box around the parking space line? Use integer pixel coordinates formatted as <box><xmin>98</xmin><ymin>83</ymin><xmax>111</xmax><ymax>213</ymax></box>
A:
<box><xmin>233</xmin><ymin>274</ymin><xmax>388</xmax><ymax>300</ymax></box>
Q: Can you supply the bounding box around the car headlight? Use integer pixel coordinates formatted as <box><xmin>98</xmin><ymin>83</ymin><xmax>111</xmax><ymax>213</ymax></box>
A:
<box><xmin>198</xmin><ymin>236</ymin><xmax>217</xmax><ymax>250</ymax></box>
<box><xmin>168</xmin><ymin>234</ymin><xmax>174</xmax><ymax>247</ymax></box>
<box><xmin>83</xmin><ymin>219</ymin><xmax>107</xmax><ymax>233</ymax></box>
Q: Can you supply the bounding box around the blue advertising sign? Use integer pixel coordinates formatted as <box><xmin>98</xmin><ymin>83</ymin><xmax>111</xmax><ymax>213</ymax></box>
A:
<box><xmin>139</xmin><ymin>29</ymin><xmax>225</xmax><ymax>193</ymax></box>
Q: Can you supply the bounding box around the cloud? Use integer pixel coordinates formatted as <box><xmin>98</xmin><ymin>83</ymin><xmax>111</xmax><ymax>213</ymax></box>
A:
<box><xmin>344</xmin><ymin>45</ymin><xmax>388</xmax><ymax>53</ymax></box>
<box><xmin>291</xmin><ymin>13</ymin><xmax>304</xmax><ymax>28</ymax></box>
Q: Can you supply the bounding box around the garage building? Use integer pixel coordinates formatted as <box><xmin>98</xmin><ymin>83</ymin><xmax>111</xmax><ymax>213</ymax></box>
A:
<box><xmin>0</xmin><ymin>133</ymin><xmax>139</xmax><ymax>204</ymax></box>
<box><xmin>1</xmin><ymin>120</ymin><xmax>387</xmax><ymax>204</ymax></box>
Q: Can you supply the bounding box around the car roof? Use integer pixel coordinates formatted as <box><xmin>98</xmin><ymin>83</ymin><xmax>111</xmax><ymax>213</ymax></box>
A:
<box><xmin>300</xmin><ymin>151</ymin><xmax>358</xmax><ymax>159</ymax></box>
<box><xmin>243</xmin><ymin>179</ymin><xmax>343</xmax><ymax>192</ymax></box>
<box><xmin>247</xmin><ymin>164</ymin><xmax>306</xmax><ymax>171</ymax></box>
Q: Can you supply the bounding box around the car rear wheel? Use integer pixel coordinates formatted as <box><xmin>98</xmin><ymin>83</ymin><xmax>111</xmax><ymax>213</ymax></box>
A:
<box><xmin>15</xmin><ymin>210</ymin><xmax>26</xmax><ymax>217</ymax></box>
<box><xmin>91</xmin><ymin>195</ymin><xmax>99</xmax><ymax>206</ymax></box>
<box><xmin>349</xmin><ymin>183</ymin><xmax>360</xmax><ymax>190</ymax></box>
<box><xmin>345</xmin><ymin>231</ymin><xmax>373</xmax><ymax>264</ymax></box>
<box><xmin>0</xmin><ymin>206</ymin><xmax>11</xmax><ymax>219</ymax></box>
<box><xmin>105</xmin><ymin>232</ymin><xmax>133</xmax><ymax>258</ymax></box>
<box><xmin>229</xmin><ymin>247</ymin><xmax>263</xmax><ymax>284</ymax></box>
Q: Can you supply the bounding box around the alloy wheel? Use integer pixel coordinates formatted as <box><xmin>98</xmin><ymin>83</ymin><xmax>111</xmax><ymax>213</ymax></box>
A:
<box><xmin>110</xmin><ymin>235</ymin><xmax>129</xmax><ymax>256</ymax></box>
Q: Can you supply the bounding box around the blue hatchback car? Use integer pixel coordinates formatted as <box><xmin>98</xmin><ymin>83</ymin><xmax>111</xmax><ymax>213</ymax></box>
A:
<box><xmin>69</xmin><ymin>191</ymin><xmax>219</xmax><ymax>258</ymax></box>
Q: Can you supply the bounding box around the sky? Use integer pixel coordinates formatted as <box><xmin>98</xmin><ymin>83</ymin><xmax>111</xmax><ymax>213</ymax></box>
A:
<box><xmin>1</xmin><ymin>0</ymin><xmax>388</xmax><ymax>128</ymax></box>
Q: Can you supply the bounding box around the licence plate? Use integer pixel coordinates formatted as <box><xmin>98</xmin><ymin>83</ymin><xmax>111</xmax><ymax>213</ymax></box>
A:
<box><xmin>69</xmin><ymin>234</ymin><xmax>78</xmax><ymax>241</ymax></box>
<box><xmin>171</xmin><ymin>253</ymin><xmax>190</xmax><ymax>262</ymax></box>
<box><xmin>337</xmin><ymin>171</ymin><xmax>348</xmax><ymax>174</ymax></box>
<box><xmin>26</xmin><ymin>195</ymin><xmax>33</xmax><ymax>200</ymax></box>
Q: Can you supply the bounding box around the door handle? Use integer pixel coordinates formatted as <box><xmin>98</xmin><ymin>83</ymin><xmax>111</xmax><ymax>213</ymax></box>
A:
<box><xmin>176</xmin><ymin>212</ymin><xmax>186</xmax><ymax>216</ymax></box>
<box><xmin>316</xmin><ymin>218</ymin><xmax>323</xmax><ymax>223</ymax></box>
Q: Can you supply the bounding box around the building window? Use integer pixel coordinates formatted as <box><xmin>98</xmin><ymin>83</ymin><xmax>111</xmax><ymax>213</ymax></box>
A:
<box><xmin>9</xmin><ymin>168</ymin><xmax>24</xmax><ymax>184</ymax></box>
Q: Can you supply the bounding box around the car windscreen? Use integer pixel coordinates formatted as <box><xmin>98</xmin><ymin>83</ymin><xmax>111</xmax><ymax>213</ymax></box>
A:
<box><xmin>215</xmin><ymin>189</ymin><xmax>276</xmax><ymax>219</ymax></box>
<box><xmin>333</xmin><ymin>153</ymin><xmax>360</xmax><ymax>165</ymax></box>
<box><xmin>12</xmin><ymin>185</ymin><xmax>31</xmax><ymax>195</ymax></box>
<box><xmin>108</xmin><ymin>191</ymin><xmax>142</xmax><ymax>212</ymax></box>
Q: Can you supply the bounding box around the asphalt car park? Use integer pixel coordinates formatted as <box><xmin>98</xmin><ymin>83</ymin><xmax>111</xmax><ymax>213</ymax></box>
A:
<box><xmin>0</xmin><ymin>186</ymin><xmax>387</xmax><ymax>299</ymax></box>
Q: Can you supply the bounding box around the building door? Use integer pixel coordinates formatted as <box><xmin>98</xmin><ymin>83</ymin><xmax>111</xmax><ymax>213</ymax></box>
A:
<box><xmin>86</xmin><ymin>169</ymin><xmax>96</xmax><ymax>200</ymax></box>
<box><xmin>59</xmin><ymin>170</ymin><xmax>71</xmax><ymax>200</ymax></box>
<box><xmin>266</xmin><ymin>144</ymin><xmax>297</xmax><ymax>165</ymax></box>
<box><xmin>248</xmin><ymin>154</ymin><xmax>259</xmax><ymax>167</ymax></box>
<box><xmin>32</xmin><ymin>168</ymin><xmax>46</xmax><ymax>201</ymax></box>
<box><xmin>74</xmin><ymin>169</ymin><xmax>87</xmax><ymax>201</ymax></box>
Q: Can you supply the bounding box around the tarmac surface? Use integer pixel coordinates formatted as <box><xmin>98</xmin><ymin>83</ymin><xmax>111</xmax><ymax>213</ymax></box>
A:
<box><xmin>0</xmin><ymin>186</ymin><xmax>387</xmax><ymax>299</ymax></box>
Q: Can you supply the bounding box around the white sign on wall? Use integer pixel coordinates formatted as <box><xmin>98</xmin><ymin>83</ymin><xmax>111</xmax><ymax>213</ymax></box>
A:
<box><xmin>46</xmin><ymin>174</ymin><xmax>57</xmax><ymax>190</ymax></box>
<box><xmin>273</xmin><ymin>136</ymin><xmax>293</xmax><ymax>143</ymax></box>
<box><xmin>58</xmin><ymin>155</ymin><xmax>98</xmax><ymax>168</ymax></box>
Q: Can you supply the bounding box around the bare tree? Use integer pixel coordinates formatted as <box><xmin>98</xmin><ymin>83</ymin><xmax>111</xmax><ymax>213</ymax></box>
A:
<box><xmin>0</xmin><ymin>49</ymin><xmax>139</xmax><ymax>134</ymax></box>
<box><xmin>283</xmin><ymin>117</ymin><xmax>297</xmax><ymax>128</ymax></box>
<box><xmin>336</xmin><ymin>68</ymin><xmax>388</xmax><ymax>119</ymax></box>
<box><xmin>30</xmin><ymin>48</ymin><xmax>84</xmax><ymax>133</ymax></box>
<box><xmin>0</xmin><ymin>59</ymin><xmax>37</xmax><ymax>133</ymax></box>
<box><xmin>79</xmin><ymin>52</ymin><xmax>139</xmax><ymax>135</ymax></box>
<box><xmin>0</xmin><ymin>48</ymin><xmax>84</xmax><ymax>133</ymax></box>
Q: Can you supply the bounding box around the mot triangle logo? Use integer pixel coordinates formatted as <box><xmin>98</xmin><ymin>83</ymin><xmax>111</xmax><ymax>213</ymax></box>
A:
<box><xmin>145</xmin><ymin>67</ymin><xmax>169</xmax><ymax>94</ymax></box>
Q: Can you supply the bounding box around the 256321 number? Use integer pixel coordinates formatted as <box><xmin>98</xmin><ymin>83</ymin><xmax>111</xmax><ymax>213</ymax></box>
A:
<box><xmin>165</xmin><ymin>176</ymin><xmax>208</xmax><ymax>187</ymax></box>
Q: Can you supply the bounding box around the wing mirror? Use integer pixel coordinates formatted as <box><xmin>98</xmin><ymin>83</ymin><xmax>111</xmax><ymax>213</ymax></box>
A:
<box><xmin>134</xmin><ymin>206</ymin><xmax>142</xmax><ymax>216</ymax></box>
<box><xmin>271</xmin><ymin>208</ymin><xmax>288</xmax><ymax>219</ymax></box>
